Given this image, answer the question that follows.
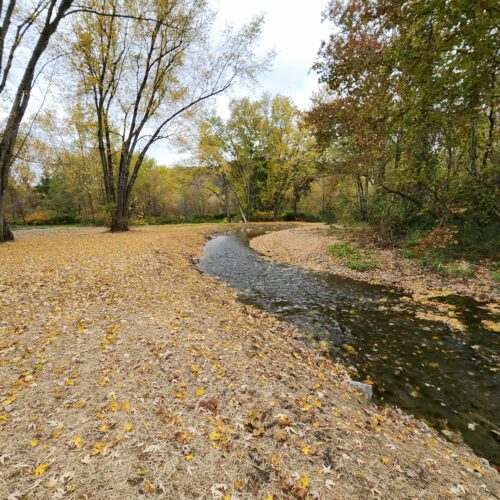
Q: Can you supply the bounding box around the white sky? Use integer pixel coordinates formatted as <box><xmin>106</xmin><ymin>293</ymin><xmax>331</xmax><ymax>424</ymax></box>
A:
<box><xmin>152</xmin><ymin>0</ymin><xmax>332</xmax><ymax>165</ymax></box>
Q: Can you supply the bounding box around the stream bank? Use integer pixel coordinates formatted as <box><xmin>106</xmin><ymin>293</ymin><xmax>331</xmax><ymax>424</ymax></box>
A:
<box><xmin>200</xmin><ymin>229</ymin><xmax>500</xmax><ymax>466</ymax></box>
<box><xmin>250</xmin><ymin>225</ymin><xmax>499</xmax><ymax>305</ymax></box>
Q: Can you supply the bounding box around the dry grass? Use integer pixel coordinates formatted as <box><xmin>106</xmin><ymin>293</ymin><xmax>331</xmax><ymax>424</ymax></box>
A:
<box><xmin>0</xmin><ymin>225</ymin><xmax>498</xmax><ymax>499</ymax></box>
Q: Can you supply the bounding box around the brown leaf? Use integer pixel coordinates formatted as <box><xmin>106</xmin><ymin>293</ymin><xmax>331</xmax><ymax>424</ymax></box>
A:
<box><xmin>199</xmin><ymin>399</ymin><xmax>218</xmax><ymax>413</ymax></box>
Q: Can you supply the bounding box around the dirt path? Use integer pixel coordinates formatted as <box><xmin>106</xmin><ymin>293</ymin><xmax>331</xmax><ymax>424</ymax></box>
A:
<box><xmin>0</xmin><ymin>225</ymin><xmax>498</xmax><ymax>498</ymax></box>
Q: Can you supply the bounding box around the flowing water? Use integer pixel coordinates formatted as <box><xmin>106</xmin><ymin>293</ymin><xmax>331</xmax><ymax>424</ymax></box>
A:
<box><xmin>198</xmin><ymin>230</ymin><xmax>500</xmax><ymax>465</ymax></box>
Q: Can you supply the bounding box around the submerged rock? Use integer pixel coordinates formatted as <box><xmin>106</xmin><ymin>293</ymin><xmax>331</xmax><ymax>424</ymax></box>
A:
<box><xmin>348</xmin><ymin>380</ymin><xmax>373</xmax><ymax>399</ymax></box>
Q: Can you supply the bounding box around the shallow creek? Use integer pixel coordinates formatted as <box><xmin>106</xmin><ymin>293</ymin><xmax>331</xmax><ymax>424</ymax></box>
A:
<box><xmin>198</xmin><ymin>230</ymin><xmax>500</xmax><ymax>465</ymax></box>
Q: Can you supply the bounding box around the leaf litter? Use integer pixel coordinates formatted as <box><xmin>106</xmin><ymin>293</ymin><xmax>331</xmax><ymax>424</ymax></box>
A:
<box><xmin>0</xmin><ymin>224</ymin><xmax>498</xmax><ymax>499</ymax></box>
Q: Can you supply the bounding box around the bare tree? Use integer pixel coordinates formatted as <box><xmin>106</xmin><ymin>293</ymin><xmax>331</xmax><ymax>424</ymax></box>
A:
<box><xmin>72</xmin><ymin>0</ymin><xmax>269</xmax><ymax>231</ymax></box>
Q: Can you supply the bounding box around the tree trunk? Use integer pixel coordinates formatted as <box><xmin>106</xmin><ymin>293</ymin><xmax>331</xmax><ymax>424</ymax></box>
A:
<box><xmin>0</xmin><ymin>190</ymin><xmax>14</xmax><ymax>241</ymax></box>
<box><xmin>0</xmin><ymin>0</ymin><xmax>74</xmax><ymax>243</ymax></box>
<box><xmin>356</xmin><ymin>175</ymin><xmax>369</xmax><ymax>221</ymax></box>
<box><xmin>223</xmin><ymin>184</ymin><xmax>231</xmax><ymax>222</ymax></box>
<box><xmin>110</xmin><ymin>213</ymin><xmax>129</xmax><ymax>232</ymax></box>
<box><xmin>233</xmin><ymin>192</ymin><xmax>247</xmax><ymax>223</ymax></box>
<box><xmin>0</xmin><ymin>164</ymin><xmax>13</xmax><ymax>241</ymax></box>
<box><xmin>272</xmin><ymin>197</ymin><xmax>281</xmax><ymax>222</ymax></box>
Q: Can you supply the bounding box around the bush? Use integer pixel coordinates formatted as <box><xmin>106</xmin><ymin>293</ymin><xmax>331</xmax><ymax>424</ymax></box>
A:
<box><xmin>252</xmin><ymin>211</ymin><xmax>274</xmax><ymax>222</ymax></box>
<box><xmin>25</xmin><ymin>211</ymin><xmax>48</xmax><ymax>225</ymax></box>
<box><xmin>141</xmin><ymin>214</ymin><xmax>227</xmax><ymax>225</ymax></box>
<box><xmin>417</xmin><ymin>255</ymin><xmax>476</xmax><ymax>279</ymax></box>
<box><xmin>283</xmin><ymin>212</ymin><xmax>322</xmax><ymax>222</ymax></box>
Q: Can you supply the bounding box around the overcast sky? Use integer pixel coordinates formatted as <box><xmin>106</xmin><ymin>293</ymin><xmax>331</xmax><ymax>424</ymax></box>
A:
<box><xmin>153</xmin><ymin>0</ymin><xmax>332</xmax><ymax>165</ymax></box>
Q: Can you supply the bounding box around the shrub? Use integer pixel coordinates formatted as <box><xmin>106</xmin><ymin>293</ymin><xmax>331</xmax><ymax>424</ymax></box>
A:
<box><xmin>252</xmin><ymin>210</ymin><xmax>274</xmax><ymax>222</ymax></box>
<box><xmin>25</xmin><ymin>211</ymin><xmax>48</xmax><ymax>225</ymax></box>
<box><xmin>283</xmin><ymin>212</ymin><xmax>322</xmax><ymax>222</ymax></box>
<box><xmin>417</xmin><ymin>255</ymin><xmax>476</xmax><ymax>279</ymax></box>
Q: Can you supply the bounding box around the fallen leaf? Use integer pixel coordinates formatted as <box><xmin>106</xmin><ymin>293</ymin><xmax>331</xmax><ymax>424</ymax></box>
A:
<box><xmin>34</xmin><ymin>463</ymin><xmax>49</xmax><ymax>476</ymax></box>
<box><xmin>68</xmin><ymin>435</ymin><xmax>84</xmax><ymax>449</ymax></box>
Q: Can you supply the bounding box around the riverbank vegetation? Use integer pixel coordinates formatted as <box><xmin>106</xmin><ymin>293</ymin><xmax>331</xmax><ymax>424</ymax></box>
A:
<box><xmin>307</xmin><ymin>0</ymin><xmax>499</xmax><ymax>263</ymax></box>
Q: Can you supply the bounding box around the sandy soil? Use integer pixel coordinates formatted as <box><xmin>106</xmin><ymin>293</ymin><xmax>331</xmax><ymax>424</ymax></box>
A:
<box><xmin>0</xmin><ymin>224</ymin><xmax>498</xmax><ymax>499</ymax></box>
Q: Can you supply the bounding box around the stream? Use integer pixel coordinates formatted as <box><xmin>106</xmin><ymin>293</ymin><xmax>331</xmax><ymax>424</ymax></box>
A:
<box><xmin>198</xmin><ymin>230</ymin><xmax>500</xmax><ymax>465</ymax></box>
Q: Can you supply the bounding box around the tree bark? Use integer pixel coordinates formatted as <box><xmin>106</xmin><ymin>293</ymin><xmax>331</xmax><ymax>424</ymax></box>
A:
<box><xmin>222</xmin><ymin>182</ymin><xmax>231</xmax><ymax>222</ymax></box>
<box><xmin>109</xmin><ymin>187</ymin><xmax>130</xmax><ymax>232</ymax></box>
<box><xmin>110</xmin><ymin>212</ymin><xmax>129</xmax><ymax>232</ymax></box>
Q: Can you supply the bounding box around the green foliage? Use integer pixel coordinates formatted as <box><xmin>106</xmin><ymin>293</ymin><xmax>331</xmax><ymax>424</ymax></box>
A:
<box><xmin>139</xmin><ymin>214</ymin><xmax>226</xmax><ymax>225</ymax></box>
<box><xmin>328</xmin><ymin>242</ymin><xmax>378</xmax><ymax>272</ymax></box>
<box><xmin>416</xmin><ymin>255</ymin><xmax>476</xmax><ymax>280</ymax></box>
<box><xmin>283</xmin><ymin>212</ymin><xmax>322</xmax><ymax>222</ymax></box>
<box><xmin>198</xmin><ymin>95</ymin><xmax>318</xmax><ymax>221</ymax></box>
<box><xmin>308</xmin><ymin>0</ymin><xmax>499</xmax><ymax>257</ymax></box>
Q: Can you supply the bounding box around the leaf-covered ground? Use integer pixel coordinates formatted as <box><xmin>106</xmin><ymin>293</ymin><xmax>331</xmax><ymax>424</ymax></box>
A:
<box><xmin>0</xmin><ymin>225</ymin><xmax>498</xmax><ymax>499</ymax></box>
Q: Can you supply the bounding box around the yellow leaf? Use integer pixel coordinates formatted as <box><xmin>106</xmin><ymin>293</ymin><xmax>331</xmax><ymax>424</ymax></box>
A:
<box><xmin>91</xmin><ymin>441</ymin><xmax>106</xmax><ymax>456</ymax></box>
<box><xmin>2</xmin><ymin>395</ymin><xmax>16</xmax><ymax>407</ymax></box>
<box><xmin>279</xmin><ymin>415</ymin><xmax>289</xmax><ymax>425</ymax></box>
<box><xmin>34</xmin><ymin>463</ymin><xmax>49</xmax><ymax>476</ymax></box>
<box><xmin>297</xmin><ymin>474</ymin><xmax>310</xmax><ymax>489</ymax></box>
<box><xmin>50</xmin><ymin>428</ymin><xmax>62</xmax><ymax>439</ymax></box>
<box><xmin>69</xmin><ymin>435</ymin><xmax>84</xmax><ymax>449</ymax></box>
<box><xmin>209</xmin><ymin>431</ymin><xmax>222</xmax><ymax>441</ymax></box>
<box><xmin>0</xmin><ymin>413</ymin><xmax>9</xmax><ymax>421</ymax></box>
<box><xmin>195</xmin><ymin>388</ymin><xmax>205</xmax><ymax>397</ymax></box>
<box><xmin>123</xmin><ymin>423</ymin><xmax>133</xmax><ymax>432</ymax></box>
<box><xmin>30</xmin><ymin>438</ymin><xmax>39</xmax><ymax>447</ymax></box>
<box><xmin>144</xmin><ymin>482</ymin><xmax>154</xmax><ymax>494</ymax></box>
<box><xmin>108</xmin><ymin>400</ymin><xmax>119</xmax><ymax>412</ymax></box>
<box><xmin>97</xmin><ymin>412</ymin><xmax>106</xmax><ymax>420</ymax></box>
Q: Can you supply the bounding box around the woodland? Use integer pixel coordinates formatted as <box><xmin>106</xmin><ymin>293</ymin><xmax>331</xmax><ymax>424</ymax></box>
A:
<box><xmin>0</xmin><ymin>0</ymin><xmax>497</xmax><ymax>266</ymax></box>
